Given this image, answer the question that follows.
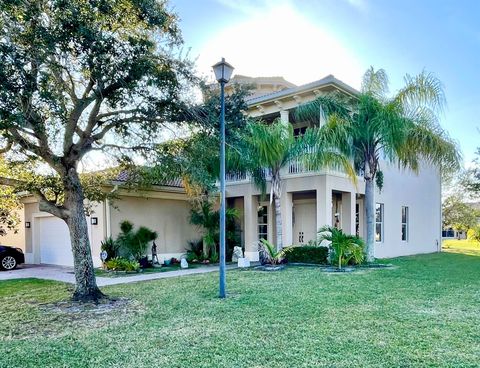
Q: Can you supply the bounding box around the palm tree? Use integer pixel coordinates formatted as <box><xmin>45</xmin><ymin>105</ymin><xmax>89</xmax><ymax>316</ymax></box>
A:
<box><xmin>189</xmin><ymin>200</ymin><xmax>239</xmax><ymax>259</ymax></box>
<box><xmin>316</xmin><ymin>226</ymin><xmax>365</xmax><ymax>269</ymax></box>
<box><xmin>296</xmin><ymin>67</ymin><xmax>460</xmax><ymax>262</ymax></box>
<box><xmin>229</xmin><ymin>119</ymin><xmax>355</xmax><ymax>250</ymax></box>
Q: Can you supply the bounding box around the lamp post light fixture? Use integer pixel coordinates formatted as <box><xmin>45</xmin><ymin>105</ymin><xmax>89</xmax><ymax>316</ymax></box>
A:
<box><xmin>212</xmin><ymin>58</ymin><xmax>234</xmax><ymax>299</ymax></box>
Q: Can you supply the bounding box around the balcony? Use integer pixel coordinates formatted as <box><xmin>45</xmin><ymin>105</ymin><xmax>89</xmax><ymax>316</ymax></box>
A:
<box><xmin>225</xmin><ymin>149</ymin><xmax>355</xmax><ymax>183</ymax></box>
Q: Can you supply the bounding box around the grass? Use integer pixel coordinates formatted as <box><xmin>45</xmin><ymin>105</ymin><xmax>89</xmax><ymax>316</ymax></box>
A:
<box><xmin>442</xmin><ymin>238</ymin><xmax>480</xmax><ymax>256</ymax></box>
<box><xmin>1</xmin><ymin>245</ymin><xmax>479</xmax><ymax>367</ymax></box>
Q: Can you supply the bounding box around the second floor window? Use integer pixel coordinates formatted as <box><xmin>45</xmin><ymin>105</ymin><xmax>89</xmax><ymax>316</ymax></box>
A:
<box><xmin>293</xmin><ymin>126</ymin><xmax>307</xmax><ymax>138</ymax></box>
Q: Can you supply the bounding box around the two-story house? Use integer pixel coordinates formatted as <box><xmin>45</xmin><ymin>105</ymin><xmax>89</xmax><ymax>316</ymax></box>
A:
<box><xmin>226</xmin><ymin>74</ymin><xmax>442</xmax><ymax>260</ymax></box>
<box><xmin>1</xmin><ymin>74</ymin><xmax>441</xmax><ymax>268</ymax></box>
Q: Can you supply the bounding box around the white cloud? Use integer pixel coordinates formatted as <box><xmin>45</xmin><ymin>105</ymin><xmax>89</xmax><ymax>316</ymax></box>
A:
<box><xmin>345</xmin><ymin>0</ymin><xmax>368</xmax><ymax>12</ymax></box>
<box><xmin>195</xmin><ymin>2</ymin><xmax>364</xmax><ymax>88</ymax></box>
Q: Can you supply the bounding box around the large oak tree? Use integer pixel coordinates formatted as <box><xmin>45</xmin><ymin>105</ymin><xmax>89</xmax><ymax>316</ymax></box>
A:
<box><xmin>0</xmin><ymin>0</ymin><xmax>193</xmax><ymax>301</ymax></box>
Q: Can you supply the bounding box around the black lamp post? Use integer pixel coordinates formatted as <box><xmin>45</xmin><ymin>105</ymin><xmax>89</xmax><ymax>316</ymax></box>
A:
<box><xmin>212</xmin><ymin>58</ymin><xmax>234</xmax><ymax>298</ymax></box>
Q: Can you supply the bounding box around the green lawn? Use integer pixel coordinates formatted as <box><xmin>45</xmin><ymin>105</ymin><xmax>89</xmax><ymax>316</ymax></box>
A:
<box><xmin>442</xmin><ymin>238</ymin><xmax>480</xmax><ymax>256</ymax></box>
<box><xmin>1</xmin><ymin>246</ymin><xmax>479</xmax><ymax>368</ymax></box>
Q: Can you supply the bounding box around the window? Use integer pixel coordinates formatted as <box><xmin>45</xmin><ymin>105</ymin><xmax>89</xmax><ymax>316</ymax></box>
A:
<box><xmin>401</xmin><ymin>206</ymin><xmax>409</xmax><ymax>241</ymax></box>
<box><xmin>257</xmin><ymin>205</ymin><xmax>268</xmax><ymax>241</ymax></box>
<box><xmin>355</xmin><ymin>203</ymin><xmax>360</xmax><ymax>237</ymax></box>
<box><xmin>293</xmin><ymin>126</ymin><xmax>307</xmax><ymax>138</ymax></box>
<box><xmin>375</xmin><ymin>203</ymin><xmax>384</xmax><ymax>242</ymax></box>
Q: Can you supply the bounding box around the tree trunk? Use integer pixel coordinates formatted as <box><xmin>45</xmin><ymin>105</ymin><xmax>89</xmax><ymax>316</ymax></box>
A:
<box><xmin>271</xmin><ymin>173</ymin><xmax>283</xmax><ymax>251</ymax></box>
<box><xmin>63</xmin><ymin>168</ymin><xmax>104</xmax><ymax>302</ymax></box>
<box><xmin>274</xmin><ymin>194</ymin><xmax>282</xmax><ymax>250</ymax></box>
<box><xmin>365</xmin><ymin>177</ymin><xmax>375</xmax><ymax>263</ymax></box>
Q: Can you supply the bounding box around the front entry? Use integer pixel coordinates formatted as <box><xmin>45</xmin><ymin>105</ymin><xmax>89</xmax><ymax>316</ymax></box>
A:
<box><xmin>293</xmin><ymin>200</ymin><xmax>316</xmax><ymax>245</ymax></box>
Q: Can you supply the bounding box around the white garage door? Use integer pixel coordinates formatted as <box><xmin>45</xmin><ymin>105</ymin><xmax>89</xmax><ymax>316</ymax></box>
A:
<box><xmin>38</xmin><ymin>216</ymin><xmax>73</xmax><ymax>266</ymax></box>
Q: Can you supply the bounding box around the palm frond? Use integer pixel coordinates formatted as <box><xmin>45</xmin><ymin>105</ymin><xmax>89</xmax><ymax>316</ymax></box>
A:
<box><xmin>394</xmin><ymin>70</ymin><xmax>446</xmax><ymax>113</ymax></box>
<box><xmin>399</xmin><ymin>122</ymin><xmax>461</xmax><ymax>174</ymax></box>
<box><xmin>302</xmin><ymin>118</ymin><xmax>357</xmax><ymax>185</ymax></box>
<box><xmin>295</xmin><ymin>94</ymin><xmax>351</xmax><ymax>124</ymax></box>
<box><xmin>361</xmin><ymin>66</ymin><xmax>389</xmax><ymax>98</ymax></box>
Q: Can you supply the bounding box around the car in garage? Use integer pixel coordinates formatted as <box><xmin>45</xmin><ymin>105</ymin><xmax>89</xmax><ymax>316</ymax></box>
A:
<box><xmin>0</xmin><ymin>245</ymin><xmax>25</xmax><ymax>270</ymax></box>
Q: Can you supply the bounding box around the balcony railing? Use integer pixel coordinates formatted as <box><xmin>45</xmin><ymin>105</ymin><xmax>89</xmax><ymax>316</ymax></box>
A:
<box><xmin>288</xmin><ymin>147</ymin><xmax>316</xmax><ymax>174</ymax></box>
<box><xmin>225</xmin><ymin>151</ymin><xmax>356</xmax><ymax>183</ymax></box>
<box><xmin>226</xmin><ymin>171</ymin><xmax>248</xmax><ymax>182</ymax></box>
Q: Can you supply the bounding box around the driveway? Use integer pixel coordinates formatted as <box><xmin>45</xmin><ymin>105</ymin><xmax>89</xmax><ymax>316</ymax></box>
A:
<box><xmin>0</xmin><ymin>264</ymin><xmax>237</xmax><ymax>287</ymax></box>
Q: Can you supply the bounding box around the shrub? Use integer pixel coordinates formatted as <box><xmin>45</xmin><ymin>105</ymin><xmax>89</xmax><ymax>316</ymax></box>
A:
<box><xmin>209</xmin><ymin>252</ymin><xmax>219</xmax><ymax>264</ymax></box>
<box><xmin>185</xmin><ymin>239</ymin><xmax>204</xmax><ymax>262</ymax></box>
<box><xmin>100</xmin><ymin>237</ymin><xmax>120</xmax><ymax>261</ymax></box>
<box><xmin>317</xmin><ymin>226</ymin><xmax>365</xmax><ymax>269</ymax></box>
<box><xmin>285</xmin><ymin>246</ymin><xmax>329</xmax><ymax>264</ymax></box>
<box><xmin>189</xmin><ymin>200</ymin><xmax>240</xmax><ymax>261</ymax></box>
<box><xmin>116</xmin><ymin>220</ymin><xmax>157</xmax><ymax>261</ymax></box>
<box><xmin>468</xmin><ymin>226</ymin><xmax>480</xmax><ymax>243</ymax></box>
<box><xmin>104</xmin><ymin>257</ymin><xmax>140</xmax><ymax>272</ymax></box>
<box><xmin>259</xmin><ymin>239</ymin><xmax>288</xmax><ymax>265</ymax></box>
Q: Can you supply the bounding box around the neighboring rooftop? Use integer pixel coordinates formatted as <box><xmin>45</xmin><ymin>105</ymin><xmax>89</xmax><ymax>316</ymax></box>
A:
<box><xmin>226</xmin><ymin>74</ymin><xmax>296</xmax><ymax>99</ymax></box>
<box><xmin>245</xmin><ymin>74</ymin><xmax>359</xmax><ymax>106</ymax></box>
<box><xmin>115</xmin><ymin>169</ymin><xmax>184</xmax><ymax>188</ymax></box>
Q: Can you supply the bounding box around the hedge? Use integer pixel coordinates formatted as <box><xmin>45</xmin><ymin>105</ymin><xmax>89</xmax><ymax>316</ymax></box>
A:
<box><xmin>285</xmin><ymin>246</ymin><xmax>329</xmax><ymax>264</ymax></box>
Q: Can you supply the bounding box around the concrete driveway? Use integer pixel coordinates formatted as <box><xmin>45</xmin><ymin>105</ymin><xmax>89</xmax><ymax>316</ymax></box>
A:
<box><xmin>0</xmin><ymin>264</ymin><xmax>77</xmax><ymax>284</ymax></box>
<box><xmin>0</xmin><ymin>263</ymin><xmax>236</xmax><ymax>287</ymax></box>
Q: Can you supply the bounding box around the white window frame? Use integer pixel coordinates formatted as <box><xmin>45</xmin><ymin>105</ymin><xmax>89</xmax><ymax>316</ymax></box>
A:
<box><xmin>257</xmin><ymin>205</ymin><xmax>268</xmax><ymax>241</ymax></box>
<box><xmin>375</xmin><ymin>203</ymin><xmax>384</xmax><ymax>243</ymax></box>
<box><xmin>401</xmin><ymin>206</ymin><xmax>409</xmax><ymax>242</ymax></box>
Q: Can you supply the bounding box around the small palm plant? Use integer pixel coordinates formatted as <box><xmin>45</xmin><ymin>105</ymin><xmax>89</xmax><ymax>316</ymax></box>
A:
<box><xmin>190</xmin><ymin>199</ymin><xmax>239</xmax><ymax>259</ymax></box>
<box><xmin>317</xmin><ymin>226</ymin><xmax>365</xmax><ymax>269</ymax></box>
<box><xmin>259</xmin><ymin>239</ymin><xmax>288</xmax><ymax>265</ymax></box>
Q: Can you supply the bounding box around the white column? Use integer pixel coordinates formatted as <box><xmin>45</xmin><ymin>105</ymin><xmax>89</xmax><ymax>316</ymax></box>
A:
<box><xmin>281</xmin><ymin>192</ymin><xmax>293</xmax><ymax>247</ymax></box>
<box><xmin>280</xmin><ymin>110</ymin><xmax>289</xmax><ymax>123</ymax></box>
<box><xmin>341</xmin><ymin>192</ymin><xmax>356</xmax><ymax>235</ymax></box>
<box><xmin>244</xmin><ymin>194</ymin><xmax>259</xmax><ymax>261</ymax></box>
<box><xmin>316</xmin><ymin>177</ymin><xmax>332</xmax><ymax>230</ymax></box>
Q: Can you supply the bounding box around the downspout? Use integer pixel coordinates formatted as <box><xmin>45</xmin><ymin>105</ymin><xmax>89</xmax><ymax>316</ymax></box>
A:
<box><xmin>105</xmin><ymin>185</ymin><xmax>118</xmax><ymax>238</ymax></box>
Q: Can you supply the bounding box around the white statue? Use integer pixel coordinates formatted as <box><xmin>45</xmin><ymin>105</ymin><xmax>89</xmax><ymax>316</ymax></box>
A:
<box><xmin>232</xmin><ymin>246</ymin><xmax>244</xmax><ymax>262</ymax></box>
<box><xmin>180</xmin><ymin>258</ymin><xmax>188</xmax><ymax>269</ymax></box>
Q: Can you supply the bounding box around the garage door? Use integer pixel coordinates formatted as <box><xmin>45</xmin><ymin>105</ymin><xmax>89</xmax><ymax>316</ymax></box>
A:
<box><xmin>38</xmin><ymin>216</ymin><xmax>73</xmax><ymax>266</ymax></box>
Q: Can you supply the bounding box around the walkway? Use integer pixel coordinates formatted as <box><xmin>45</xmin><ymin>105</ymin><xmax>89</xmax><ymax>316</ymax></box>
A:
<box><xmin>0</xmin><ymin>264</ymin><xmax>238</xmax><ymax>286</ymax></box>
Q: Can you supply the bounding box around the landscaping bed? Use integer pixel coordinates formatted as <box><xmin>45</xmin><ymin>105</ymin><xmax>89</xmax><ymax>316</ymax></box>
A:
<box><xmin>95</xmin><ymin>264</ymin><xmax>200</xmax><ymax>277</ymax></box>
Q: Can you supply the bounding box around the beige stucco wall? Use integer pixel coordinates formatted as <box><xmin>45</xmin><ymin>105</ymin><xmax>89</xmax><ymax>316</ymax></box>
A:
<box><xmin>88</xmin><ymin>201</ymin><xmax>106</xmax><ymax>264</ymax></box>
<box><xmin>108</xmin><ymin>195</ymin><xmax>201</xmax><ymax>257</ymax></box>
<box><xmin>23</xmin><ymin>202</ymin><xmax>39</xmax><ymax>254</ymax></box>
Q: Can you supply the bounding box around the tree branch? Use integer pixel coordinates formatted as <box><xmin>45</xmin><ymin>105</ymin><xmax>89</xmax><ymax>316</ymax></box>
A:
<box><xmin>0</xmin><ymin>176</ymin><xmax>69</xmax><ymax>219</ymax></box>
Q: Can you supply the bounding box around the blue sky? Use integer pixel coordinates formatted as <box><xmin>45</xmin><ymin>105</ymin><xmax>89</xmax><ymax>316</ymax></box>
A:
<box><xmin>171</xmin><ymin>0</ymin><xmax>480</xmax><ymax>165</ymax></box>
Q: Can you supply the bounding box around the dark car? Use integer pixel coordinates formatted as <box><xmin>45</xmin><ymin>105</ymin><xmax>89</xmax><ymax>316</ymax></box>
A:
<box><xmin>0</xmin><ymin>245</ymin><xmax>25</xmax><ymax>270</ymax></box>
